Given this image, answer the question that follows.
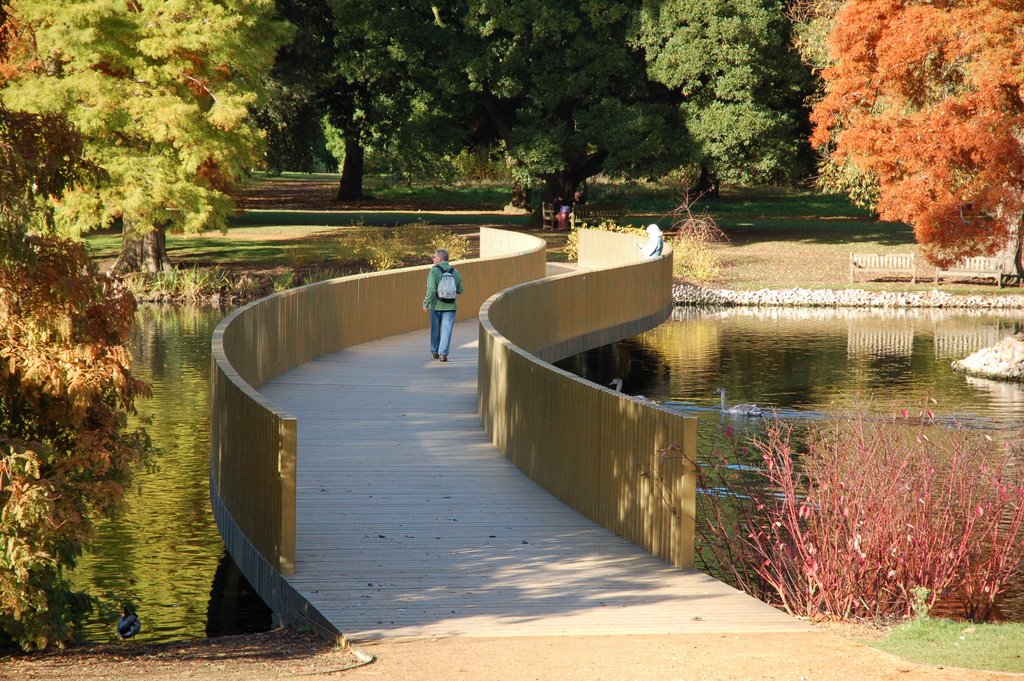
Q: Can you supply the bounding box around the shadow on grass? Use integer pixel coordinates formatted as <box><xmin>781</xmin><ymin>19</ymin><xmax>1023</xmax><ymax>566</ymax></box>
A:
<box><xmin>86</xmin><ymin>183</ymin><xmax>915</xmax><ymax>269</ymax></box>
<box><xmin>228</xmin><ymin>210</ymin><xmax>530</xmax><ymax>229</ymax></box>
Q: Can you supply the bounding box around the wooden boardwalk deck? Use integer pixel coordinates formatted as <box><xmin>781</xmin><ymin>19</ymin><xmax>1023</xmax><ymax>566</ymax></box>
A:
<box><xmin>260</xmin><ymin>318</ymin><xmax>809</xmax><ymax>643</ymax></box>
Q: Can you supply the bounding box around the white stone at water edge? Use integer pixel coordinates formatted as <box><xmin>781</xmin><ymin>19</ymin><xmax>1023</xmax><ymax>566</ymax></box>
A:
<box><xmin>952</xmin><ymin>333</ymin><xmax>1024</xmax><ymax>381</ymax></box>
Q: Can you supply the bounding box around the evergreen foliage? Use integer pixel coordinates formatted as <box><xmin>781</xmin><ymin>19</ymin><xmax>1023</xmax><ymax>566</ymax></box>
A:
<box><xmin>636</xmin><ymin>0</ymin><xmax>814</xmax><ymax>187</ymax></box>
<box><xmin>273</xmin><ymin>2</ymin><xmax>814</xmax><ymax>205</ymax></box>
<box><xmin>253</xmin><ymin>0</ymin><xmax>338</xmax><ymax>175</ymax></box>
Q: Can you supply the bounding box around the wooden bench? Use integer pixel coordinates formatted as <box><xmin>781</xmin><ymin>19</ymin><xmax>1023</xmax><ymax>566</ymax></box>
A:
<box><xmin>849</xmin><ymin>253</ymin><xmax>916</xmax><ymax>283</ymax></box>
<box><xmin>540</xmin><ymin>202</ymin><xmax>577</xmax><ymax>230</ymax></box>
<box><xmin>541</xmin><ymin>204</ymin><xmax>627</xmax><ymax>230</ymax></box>
<box><xmin>576</xmin><ymin>206</ymin><xmax>627</xmax><ymax>226</ymax></box>
<box><xmin>935</xmin><ymin>256</ymin><xmax>1003</xmax><ymax>288</ymax></box>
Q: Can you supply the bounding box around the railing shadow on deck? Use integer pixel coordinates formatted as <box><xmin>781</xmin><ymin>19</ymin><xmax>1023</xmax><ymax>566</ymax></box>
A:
<box><xmin>478</xmin><ymin>230</ymin><xmax>699</xmax><ymax>568</ymax></box>
<box><xmin>209</xmin><ymin>227</ymin><xmax>547</xmax><ymax>635</ymax></box>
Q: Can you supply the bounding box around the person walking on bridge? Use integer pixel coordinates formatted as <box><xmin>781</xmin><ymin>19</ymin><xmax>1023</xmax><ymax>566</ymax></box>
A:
<box><xmin>423</xmin><ymin>248</ymin><xmax>464</xmax><ymax>362</ymax></box>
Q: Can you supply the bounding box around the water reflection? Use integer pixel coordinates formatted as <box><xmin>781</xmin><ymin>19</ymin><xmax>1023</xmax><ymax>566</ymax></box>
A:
<box><xmin>205</xmin><ymin>552</ymin><xmax>273</xmax><ymax>638</ymax></box>
<box><xmin>555</xmin><ymin>305</ymin><xmax>1024</xmax><ymax>620</ymax></box>
<box><xmin>559</xmin><ymin>306</ymin><xmax>1024</xmax><ymax>425</ymax></box>
<box><xmin>69</xmin><ymin>306</ymin><xmax>271</xmax><ymax>643</ymax></box>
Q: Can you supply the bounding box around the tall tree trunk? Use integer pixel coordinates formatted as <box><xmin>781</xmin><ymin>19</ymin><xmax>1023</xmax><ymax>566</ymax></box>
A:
<box><xmin>540</xmin><ymin>150</ymin><xmax>608</xmax><ymax>205</ymax></box>
<box><xmin>695</xmin><ymin>165</ymin><xmax>721</xmax><ymax>198</ymax></box>
<box><xmin>541</xmin><ymin>168</ymin><xmax>588</xmax><ymax>204</ymax></box>
<box><xmin>113</xmin><ymin>222</ymin><xmax>171</xmax><ymax>274</ymax></box>
<box><xmin>336</xmin><ymin>138</ymin><xmax>364</xmax><ymax>200</ymax></box>
<box><xmin>510</xmin><ymin>178</ymin><xmax>530</xmax><ymax>210</ymax></box>
<box><xmin>1013</xmin><ymin>213</ymin><xmax>1023</xmax><ymax>280</ymax></box>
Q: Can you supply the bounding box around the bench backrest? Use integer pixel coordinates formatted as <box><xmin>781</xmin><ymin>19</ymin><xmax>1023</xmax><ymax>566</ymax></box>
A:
<box><xmin>850</xmin><ymin>253</ymin><xmax>914</xmax><ymax>268</ymax></box>
<box><xmin>950</xmin><ymin>256</ymin><xmax>1001</xmax><ymax>272</ymax></box>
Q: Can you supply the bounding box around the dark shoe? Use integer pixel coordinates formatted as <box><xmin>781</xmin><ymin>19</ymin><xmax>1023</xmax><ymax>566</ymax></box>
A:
<box><xmin>439</xmin><ymin>354</ymin><xmax>447</xmax><ymax>362</ymax></box>
<box><xmin>431</xmin><ymin>352</ymin><xmax>439</xmax><ymax>359</ymax></box>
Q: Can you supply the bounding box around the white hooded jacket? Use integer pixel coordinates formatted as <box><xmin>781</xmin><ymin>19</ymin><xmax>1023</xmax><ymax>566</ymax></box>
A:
<box><xmin>640</xmin><ymin>224</ymin><xmax>663</xmax><ymax>258</ymax></box>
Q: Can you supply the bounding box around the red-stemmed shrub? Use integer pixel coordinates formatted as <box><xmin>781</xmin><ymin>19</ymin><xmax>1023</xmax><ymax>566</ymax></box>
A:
<box><xmin>695</xmin><ymin>410</ymin><xmax>1024</xmax><ymax>622</ymax></box>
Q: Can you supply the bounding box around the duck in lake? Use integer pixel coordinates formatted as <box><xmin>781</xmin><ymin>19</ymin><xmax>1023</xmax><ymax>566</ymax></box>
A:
<box><xmin>716</xmin><ymin>387</ymin><xmax>763</xmax><ymax>417</ymax></box>
<box><xmin>117</xmin><ymin>604</ymin><xmax>141</xmax><ymax>640</ymax></box>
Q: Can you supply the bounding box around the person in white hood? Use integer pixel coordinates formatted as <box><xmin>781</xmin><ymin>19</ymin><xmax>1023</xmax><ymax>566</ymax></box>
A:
<box><xmin>635</xmin><ymin>223</ymin><xmax>664</xmax><ymax>258</ymax></box>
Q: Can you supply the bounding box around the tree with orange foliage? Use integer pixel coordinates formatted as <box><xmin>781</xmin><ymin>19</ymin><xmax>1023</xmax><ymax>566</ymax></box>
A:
<box><xmin>810</xmin><ymin>0</ymin><xmax>1024</xmax><ymax>272</ymax></box>
<box><xmin>1</xmin><ymin>101</ymin><xmax>151</xmax><ymax>650</ymax></box>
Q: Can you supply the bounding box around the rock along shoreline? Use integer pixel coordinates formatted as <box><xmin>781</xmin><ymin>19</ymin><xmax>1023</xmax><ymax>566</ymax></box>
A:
<box><xmin>673</xmin><ymin>282</ymin><xmax>1024</xmax><ymax>309</ymax></box>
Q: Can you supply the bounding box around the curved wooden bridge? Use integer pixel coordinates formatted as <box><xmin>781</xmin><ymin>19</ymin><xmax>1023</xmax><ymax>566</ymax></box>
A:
<box><xmin>210</xmin><ymin>228</ymin><xmax>808</xmax><ymax>644</ymax></box>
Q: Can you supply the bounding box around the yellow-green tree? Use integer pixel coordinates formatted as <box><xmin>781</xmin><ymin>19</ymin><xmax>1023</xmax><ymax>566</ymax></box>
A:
<box><xmin>1</xmin><ymin>0</ymin><xmax>290</xmax><ymax>273</ymax></box>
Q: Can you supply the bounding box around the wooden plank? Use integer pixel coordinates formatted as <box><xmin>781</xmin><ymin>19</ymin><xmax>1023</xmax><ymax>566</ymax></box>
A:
<box><xmin>260</xmin><ymin>320</ymin><xmax>809</xmax><ymax>642</ymax></box>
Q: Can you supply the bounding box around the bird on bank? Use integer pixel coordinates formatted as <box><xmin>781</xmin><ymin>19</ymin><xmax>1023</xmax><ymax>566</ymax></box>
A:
<box><xmin>716</xmin><ymin>387</ymin><xmax>763</xmax><ymax>417</ymax></box>
<box><xmin>117</xmin><ymin>604</ymin><xmax>141</xmax><ymax>640</ymax></box>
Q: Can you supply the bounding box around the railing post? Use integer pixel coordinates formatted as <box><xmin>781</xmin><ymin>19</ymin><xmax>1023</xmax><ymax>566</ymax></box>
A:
<box><xmin>279</xmin><ymin>418</ymin><xmax>297</xmax><ymax>575</ymax></box>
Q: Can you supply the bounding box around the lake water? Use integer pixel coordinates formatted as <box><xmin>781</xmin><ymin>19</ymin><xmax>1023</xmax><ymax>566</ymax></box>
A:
<box><xmin>70</xmin><ymin>304</ymin><xmax>1022</xmax><ymax>642</ymax></box>
<box><xmin>558</xmin><ymin>306</ymin><xmax>1024</xmax><ymax>425</ymax></box>
<box><xmin>69</xmin><ymin>305</ymin><xmax>271</xmax><ymax>643</ymax></box>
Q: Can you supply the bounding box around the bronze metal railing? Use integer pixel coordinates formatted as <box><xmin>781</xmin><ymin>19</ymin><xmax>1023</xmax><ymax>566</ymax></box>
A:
<box><xmin>478</xmin><ymin>230</ymin><xmax>698</xmax><ymax>568</ymax></box>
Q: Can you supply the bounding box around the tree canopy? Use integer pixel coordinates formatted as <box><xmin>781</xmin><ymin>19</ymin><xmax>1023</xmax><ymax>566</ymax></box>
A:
<box><xmin>636</xmin><ymin>0</ymin><xmax>814</xmax><ymax>191</ymax></box>
<box><xmin>325</xmin><ymin>2</ymin><xmax>466</xmax><ymax>198</ymax></box>
<box><xmin>810</xmin><ymin>0</ymin><xmax>1024</xmax><ymax>269</ymax></box>
<box><xmin>277</xmin><ymin>1</ymin><xmax>814</xmax><ymax>207</ymax></box>
<box><xmin>253</xmin><ymin>0</ymin><xmax>340</xmax><ymax>176</ymax></box>
<box><xmin>457</xmin><ymin>1</ymin><xmax>689</xmax><ymax>197</ymax></box>
<box><xmin>0</xmin><ymin>0</ymin><xmax>290</xmax><ymax>272</ymax></box>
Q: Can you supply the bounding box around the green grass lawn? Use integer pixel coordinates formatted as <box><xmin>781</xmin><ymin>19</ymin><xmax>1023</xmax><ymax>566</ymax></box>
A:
<box><xmin>86</xmin><ymin>226</ymin><xmax>364</xmax><ymax>268</ymax></box>
<box><xmin>230</xmin><ymin>209</ymin><xmax>529</xmax><ymax>229</ymax></box>
<box><xmin>872</xmin><ymin>619</ymin><xmax>1024</xmax><ymax>673</ymax></box>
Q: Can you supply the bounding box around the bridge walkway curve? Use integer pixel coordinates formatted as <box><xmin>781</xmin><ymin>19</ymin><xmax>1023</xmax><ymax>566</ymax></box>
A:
<box><xmin>258</xmin><ymin>312</ymin><xmax>808</xmax><ymax>642</ymax></box>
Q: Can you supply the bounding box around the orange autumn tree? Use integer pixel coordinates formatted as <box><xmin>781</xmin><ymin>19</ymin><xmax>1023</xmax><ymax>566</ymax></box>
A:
<box><xmin>0</xmin><ymin>100</ymin><xmax>151</xmax><ymax>650</ymax></box>
<box><xmin>810</xmin><ymin>0</ymin><xmax>1024</xmax><ymax>270</ymax></box>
